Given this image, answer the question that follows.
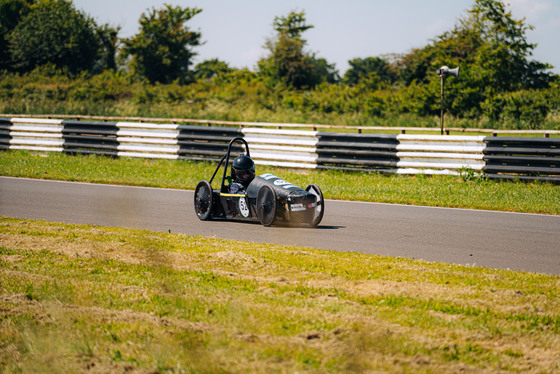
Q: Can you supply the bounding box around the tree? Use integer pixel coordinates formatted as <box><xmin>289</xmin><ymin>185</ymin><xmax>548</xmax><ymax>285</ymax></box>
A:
<box><xmin>258</xmin><ymin>10</ymin><xmax>338</xmax><ymax>89</ymax></box>
<box><xmin>194</xmin><ymin>58</ymin><xmax>233</xmax><ymax>81</ymax></box>
<box><xmin>394</xmin><ymin>0</ymin><xmax>553</xmax><ymax>117</ymax></box>
<box><xmin>272</xmin><ymin>10</ymin><xmax>313</xmax><ymax>38</ymax></box>
<box><xmin>0</xmin><ymin>0</ymin><xmax>33</xmax><ymax>70</ymax></box>
<box><xmin>94</xmin><ymin>24</ymin><xmax>120</xmax><ymax>72</ymax></box>
<box><xmin>7</xmin><ymin>0</ymin><xmax>103</xmax><ymax>74</ymax></box>
<box><xmin>122</xmin><ymin>5</ymin><xmax>202</xmax><ymax>84</ymax></box>
<box><xmin>309</xmin><ymin>57</ymin><xmax>339</xmax><ymax>85</ymax></box>
<box><xmin>469</xmin><ymin>0</ymin><xmax>551</xmax><ymax>90</ymax></box>
<box><xmin>343</xmin><ymin>57</ymin><xmax>396</xmax><ymax>87</ymax></box>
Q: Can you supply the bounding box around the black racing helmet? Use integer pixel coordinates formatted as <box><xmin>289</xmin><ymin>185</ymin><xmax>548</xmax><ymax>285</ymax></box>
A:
<box><xmin>231</xmin><ymin>155</ymin><xmax>255</xmax><ymax>184</ymax></box>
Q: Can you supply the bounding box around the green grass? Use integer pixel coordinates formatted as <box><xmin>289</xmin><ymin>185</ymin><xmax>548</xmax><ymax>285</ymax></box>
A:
<box><xmin>1</xmin><ymin>150</ymin><xmax>559</xmax><ymax>214</ymax></box>
<box><xmin>1</xmin><ymin>217</ymin><xmax>559</xmax><ymax>373</ymax></box>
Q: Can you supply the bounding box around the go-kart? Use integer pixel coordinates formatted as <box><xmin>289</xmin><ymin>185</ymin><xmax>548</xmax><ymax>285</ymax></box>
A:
<box><xmin>194</xmin><ymin>137</ymin><xmax>324</xmax><ymax>227</ymax></box>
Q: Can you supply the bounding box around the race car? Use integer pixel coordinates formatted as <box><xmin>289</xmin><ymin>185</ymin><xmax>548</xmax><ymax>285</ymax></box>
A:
<box><xmin>194</xmin><ymin>137</ymin><xmax>324</xmax><ymax>227</ymax></box>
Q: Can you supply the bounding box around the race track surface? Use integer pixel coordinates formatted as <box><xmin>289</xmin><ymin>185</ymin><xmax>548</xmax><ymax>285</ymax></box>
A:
<box><xmin>1</xmin><ymin>177</ymin><xmax>559</xmax><ymax>275</ymax></box>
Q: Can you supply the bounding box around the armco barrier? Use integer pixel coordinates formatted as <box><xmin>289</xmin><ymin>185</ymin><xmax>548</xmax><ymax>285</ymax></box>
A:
<box><xmin>1</xmin><ymin>118</ymin><xmax>64</xmax><ymax>152</ymax></box>
<box><xmin>0</xmin><ymin>117</ymin><xmax>11</xmax><ymax>150</ymax></box>
<box><xmin>242</xmin><ymin>128</ymin><xmax>318</xmax><ymax>169</ymax></box>
<box><xmin>63</xmin><ymin>120</ymin><xmax>119</xmax><ymax>156</ymax></box>
<box><xmin>117</xmin><ymin>122</ymin><xmax>242</xmax><ymax>161</ymax></box>
<box><xmin>1</xmin><ymin>117</ymin><xmax>558</xmax><ymax>182</ymax></box>
<box><xmin>483</xmin><ymin>137</ymin><xmax>560</xmax><ymax>183</ymax></box>
<box><xmin>316</xmin><ymin>132</ymin><xmax>399</xmax><ymax>171</ymax></box>
<box><xmin>396</xmin><ymin>135</ymin><xmax>486</xmax><ymax>175</ymax></box>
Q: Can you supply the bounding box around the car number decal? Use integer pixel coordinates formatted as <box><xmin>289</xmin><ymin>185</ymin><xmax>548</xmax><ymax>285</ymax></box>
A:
<box><xmin>239</xmin><ymin>197</ymin><xmax>250</xmax><ymax>217</ymax></box>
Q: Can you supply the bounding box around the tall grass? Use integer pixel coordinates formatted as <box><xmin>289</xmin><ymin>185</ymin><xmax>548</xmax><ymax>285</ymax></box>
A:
<box><xmin>1</xmin><ymin>69</ymin><xmax>560</xmax><ymax>130</ymax></box>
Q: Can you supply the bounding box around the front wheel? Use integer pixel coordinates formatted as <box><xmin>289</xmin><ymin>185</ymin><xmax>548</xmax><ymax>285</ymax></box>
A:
<box><xmin>256</xmin><ymin>185</ymin><xmax>276</xmax><ymax>226</ymax></box>
<box><xmin>194</xmin><ymin>180</ymin><xmax>213</xmax><ymax>220</ymax></box>
<box><xmin>305</xmin><ymin>184</ymin><xmax>324</xmax><ymax>228</ymax></box>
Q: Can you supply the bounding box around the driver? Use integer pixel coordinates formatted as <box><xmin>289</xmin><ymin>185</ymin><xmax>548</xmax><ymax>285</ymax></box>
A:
<box><xmin>230</xmin><ymin>155</ymin><xmax>255</xmax><ymax>194</ymax></box>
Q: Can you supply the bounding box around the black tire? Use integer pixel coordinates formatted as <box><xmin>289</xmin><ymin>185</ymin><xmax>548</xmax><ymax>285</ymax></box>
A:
<box><xmin>256</xmin><ymin>185</ymin><xmax>277</xmax><ymax>227</ymax></box>
<box><xmin>305</xmin><ymin>184</ymin><xmax>324</xmax><ymax>228</ymax></box>
<box><xmin>194</xmin><ymin>180</ymin><xmax>213</xmax><ymax>220</ymax></box>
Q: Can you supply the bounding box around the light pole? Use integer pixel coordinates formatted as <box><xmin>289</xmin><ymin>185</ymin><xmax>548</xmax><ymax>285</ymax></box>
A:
<box><xmin>436</xmin><ymin>66</ymin><xmax>459</xmax><ymax>135</ymax></box>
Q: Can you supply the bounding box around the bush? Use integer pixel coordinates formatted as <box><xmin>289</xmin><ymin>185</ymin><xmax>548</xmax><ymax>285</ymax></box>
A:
<box><xmin>503</xmin><ymin>90</ymin><xmax>550</xmax><ymax>129</ymax></box>
<box><xmin>0</xmin><ymin>66</ymin><xmax>559</xmax><ymax>130</ymax></box>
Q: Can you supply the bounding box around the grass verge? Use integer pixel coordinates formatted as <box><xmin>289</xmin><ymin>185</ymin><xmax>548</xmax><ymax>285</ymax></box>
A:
<box><xmin>1</xmin><ymin>217</ymin><xmax>559</xmax><ymax>373</ymax></box>
<box><xmin>1</xmin><ymin>150</ymin><xmax>559</xmax><ymax>215</ymax></box>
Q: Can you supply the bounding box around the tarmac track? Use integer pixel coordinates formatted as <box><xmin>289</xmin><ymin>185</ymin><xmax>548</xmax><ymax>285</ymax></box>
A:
<box><xmin>1</xmin><ymin>177</ymin><xmax>559</xmax><ymax>275</ymax></box>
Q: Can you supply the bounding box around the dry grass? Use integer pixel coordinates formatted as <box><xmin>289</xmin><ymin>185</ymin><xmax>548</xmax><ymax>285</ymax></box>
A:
<box><xmin>1</xmin><ymin>217</ymin><xmax>559</xmax><ymax>373</ymax></box>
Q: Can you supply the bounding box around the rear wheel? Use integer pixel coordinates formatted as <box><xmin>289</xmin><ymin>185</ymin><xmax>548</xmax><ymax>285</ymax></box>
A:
<box><xmin>256</xmin><ymin>185</ymin><xmax>276</xmax><ymax>226</ymax></box>
<box><xmin>194</xmin><ymin>180</ymin><xmax>213</xmax><ymax>220</ymax></box>
<box><xmin>305</xmin><ymin>184</ymin><xmax>324</xmax><ymax>227</ymax></box>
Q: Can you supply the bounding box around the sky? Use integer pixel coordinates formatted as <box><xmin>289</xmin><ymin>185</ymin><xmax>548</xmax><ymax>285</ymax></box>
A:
<box><xmin>73</xmin><ymin>0</ymin><xmax>560</xmax><ymax>75</ymax></box>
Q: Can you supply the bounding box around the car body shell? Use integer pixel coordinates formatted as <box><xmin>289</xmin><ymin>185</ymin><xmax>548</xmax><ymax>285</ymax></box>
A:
<box><xmin>194</xmin><ymin>137</ymin><xmax>324</xmax><ymax>227</ymax></box>
<box><xmin>211</xmin><ymin>173</ymin><xmax>321</xmax><ymax>225</ymax></box>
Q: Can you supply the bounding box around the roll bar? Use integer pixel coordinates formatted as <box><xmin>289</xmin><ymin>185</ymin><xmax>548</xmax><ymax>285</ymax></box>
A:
<box><xmin>209</xmin><ymin>137</ymin><xmax>250</xmax><ymax>192</ymax></box>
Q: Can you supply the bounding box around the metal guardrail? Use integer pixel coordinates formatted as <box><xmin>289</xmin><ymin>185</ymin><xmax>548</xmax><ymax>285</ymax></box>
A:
<box><xmin>0</xmin><ymin>117</ymin><xmax>65</xmax><ymax>152</ymax></box>
<box><xmin>483</xmin><ymin>137</ymin><xmax>560</xmax><ymax>183</ymax></box>
<box><xmin>1</xmin><ymin>117</ymin><xmax>558</xmax><ymax>182</ymax></box>
<box><xmin>3</xmin><ymin>113</ymin><xmax>560</xmax><ymax>137</ymax></box>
